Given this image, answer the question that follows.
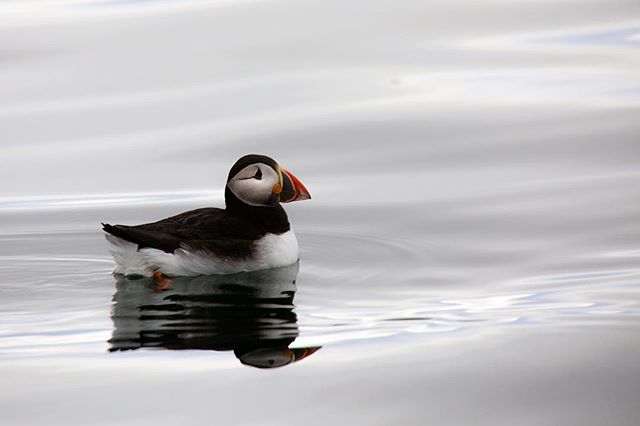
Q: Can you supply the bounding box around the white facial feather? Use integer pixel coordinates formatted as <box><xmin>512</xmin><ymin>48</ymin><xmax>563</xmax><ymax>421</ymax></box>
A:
<box><xmin>227</xmin><ymin>162</ymin><xmax>279</xmax><ymax>206</ymax></box>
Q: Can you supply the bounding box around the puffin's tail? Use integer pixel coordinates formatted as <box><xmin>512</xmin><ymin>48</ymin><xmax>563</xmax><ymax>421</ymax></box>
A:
<box><xmin>102</xmin><ymin>223</ymin><xmax>128</xmax><ymax>240</ymax></box>
<box><xmin>102</xmin><ymin>223</ymin><xmax>144</xmax><ymax>246</ymax></box>
<box><xmin>102</xmin><ymin>223</ymin><xmax>154</xmax><ymax>277</ymax></box>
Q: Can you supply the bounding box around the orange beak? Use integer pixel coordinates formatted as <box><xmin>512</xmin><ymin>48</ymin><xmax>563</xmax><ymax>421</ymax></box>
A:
<box><xmin>279</xmin><ymin>167</ymin><xmax>311</xmax><ymax>203</ymax></box>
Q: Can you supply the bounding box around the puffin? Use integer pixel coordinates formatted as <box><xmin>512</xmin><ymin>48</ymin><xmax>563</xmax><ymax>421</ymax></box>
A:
<box><xmin>102</xmin><ymin>154</ymin><xmax>311</xmax><ymax>278</ymax></box>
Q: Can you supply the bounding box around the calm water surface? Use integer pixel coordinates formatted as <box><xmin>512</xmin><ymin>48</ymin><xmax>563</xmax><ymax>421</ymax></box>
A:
<box><xmin>1</xmin><ymin>1</ymin><xmax>640</xmax><ymax>425</ymax></box>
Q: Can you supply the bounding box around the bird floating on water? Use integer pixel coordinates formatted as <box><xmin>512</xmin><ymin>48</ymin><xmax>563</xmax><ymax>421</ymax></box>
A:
<box><xmin>102</xmin><ymin>154</ymin><xmax>311</xmax><ymax>278</ymax></box>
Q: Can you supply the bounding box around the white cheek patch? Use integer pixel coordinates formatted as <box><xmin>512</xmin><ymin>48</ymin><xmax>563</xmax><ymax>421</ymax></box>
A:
<box><xmin>228</xmin><ymin>163</ymin><xmax>279</xmax><ymax>206</ymax></box>
<box><xmin>229</xmin><ymin>179</ymin><xmax>270</xmax><ymax>206</ymax></box>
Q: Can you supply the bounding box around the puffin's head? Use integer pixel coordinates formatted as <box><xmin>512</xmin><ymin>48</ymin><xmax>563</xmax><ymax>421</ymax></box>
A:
<box><xmin>226</xmin><ymin>154</ymin><xmax>311</xmax><ymax>207</ymax></box>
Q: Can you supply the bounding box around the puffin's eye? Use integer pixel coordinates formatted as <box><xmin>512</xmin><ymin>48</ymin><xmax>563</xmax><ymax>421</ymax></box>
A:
<box><xmin>254</xmin><ymin>168</ymin><xmax>262</xmax><ymax>180</ymax></box>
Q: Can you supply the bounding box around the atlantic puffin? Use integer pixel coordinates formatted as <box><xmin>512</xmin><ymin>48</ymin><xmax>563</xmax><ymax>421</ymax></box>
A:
<box><xmin>102</xmin><ymin>154</ymin><xmax>311</xmax><ymax>277</ymax></box>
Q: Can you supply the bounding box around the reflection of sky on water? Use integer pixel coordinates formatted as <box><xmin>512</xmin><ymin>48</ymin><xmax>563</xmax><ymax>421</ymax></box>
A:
<box><xmin>2</xmin><ymin>1</ymin><xmax>640</xmax><ymax>198</ymax></box>
<box><xmin>0</xmin><ymin>191</ymin><xmax>221</xmax><ymax>211</ymax></box>
<box><xmin>534</xmin><ymin>27</ymin><xmax>640</xmax><ymax>47</ymax></box>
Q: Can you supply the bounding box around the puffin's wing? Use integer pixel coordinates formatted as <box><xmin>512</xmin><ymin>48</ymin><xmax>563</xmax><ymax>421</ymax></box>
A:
<box><xmin>180</xmin><ymin>238</ymin><xmax>256</xmax><ymax>258</ymax></box>
<box><xmin>102</xmin><ymin>223</ymin><xmax>181</xmax><ymax>253</ymax></box>
<box><xmin>102</xmin><ymin>223</ymin><xmax>256</xmax><ymax>258</ymax></box>
<box><xmin>102</xmin><ymin>207</ymin><xmax>260</xmax><ymax>256</ymax></box>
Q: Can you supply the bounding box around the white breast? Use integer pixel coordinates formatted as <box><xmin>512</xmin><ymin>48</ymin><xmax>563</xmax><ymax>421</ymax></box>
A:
<box><xmin>106</xmin><ymin>230</ymin><xmax>299</xmax><ymax>277</ymax></box>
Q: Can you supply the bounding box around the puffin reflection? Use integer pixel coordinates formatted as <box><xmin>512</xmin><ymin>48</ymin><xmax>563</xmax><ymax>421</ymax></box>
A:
<box><xmin>108</xmin><ymin>263</ymin><xmax>320</xmax><ymax>369</ymax></box>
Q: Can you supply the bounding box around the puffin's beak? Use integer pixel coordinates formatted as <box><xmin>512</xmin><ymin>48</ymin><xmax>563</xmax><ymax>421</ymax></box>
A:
<box><xmin>279</xmin><ymin>167</ymin><xmax>311</xmax><ymax>203</ymax></box>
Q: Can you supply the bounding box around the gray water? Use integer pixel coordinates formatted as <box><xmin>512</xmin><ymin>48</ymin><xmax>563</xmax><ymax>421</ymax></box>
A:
<box><xmin>1</xmin><ymin>1</ymin><xmax>640</xmax><ymax>425</ymax></box>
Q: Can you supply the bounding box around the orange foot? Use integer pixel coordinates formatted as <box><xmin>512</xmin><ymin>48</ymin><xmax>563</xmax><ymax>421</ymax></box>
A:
<box><xmin>152</xmin><ymin>270</ymin><xmax>173</xmax><ymax>292</ymax></box>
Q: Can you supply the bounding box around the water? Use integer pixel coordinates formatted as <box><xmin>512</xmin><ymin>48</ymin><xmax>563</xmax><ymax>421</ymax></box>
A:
<box><xmin>1</xmin><ymin>1</ymin><xmax>640</xmax><ymax>425</ymax></box>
